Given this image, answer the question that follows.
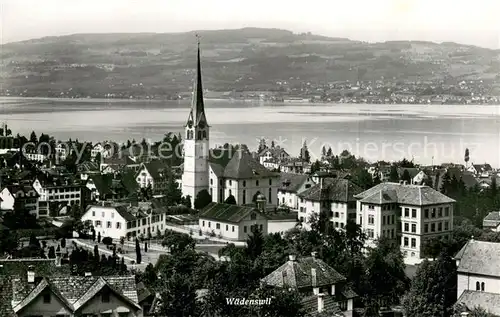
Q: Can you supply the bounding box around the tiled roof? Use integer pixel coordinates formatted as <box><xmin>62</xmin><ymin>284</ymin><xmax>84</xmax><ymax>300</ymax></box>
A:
<box><xmin>397</xmin><ymin>168</ymin><xmax>420</xmax><ymax>179</ymax></box>
<box><xmin>355</xmin><ymin>182</ymin><xmax>455</xmax><ymax>206</ymax></box>
<box><xmin>136</xmin><ymin>281</ymin><xmax>153</xmax><ymax>303</ymax></box>
<box><xmin>142</xmin><ymin>160</ymin><xmax>170</xmax><ymax>180</ymax></box>
<box><xmin>266</xmin><ymin>211</ymin><xmax>298</xmax><ymax>221</ymax></box>
<box><xmin>455</xmin><ymin>240</ymin><xmax>500</xmax><ymax>277</ymax></box>
<box><xmin>302</xmin><ymin>295</ymin><xmax>344</xmax><ymax>317</ymax></box>
<box><xmin>11</xmin><ymin>275</ymin><xmax>140</xmax><ymax>314</ymax></box>
<box><xmin>298</xmin><ymin>178</ymin><xmax>363</xmax><ymax>202</ymax></box>
<box><xmin>456</xmin><ymin>290</ymin><xmax>500</xmax><ymax>315</ymax></box>
<box><xmin>279</xmin><ymin>173</ymin><xmax>310</xmax><ymax>193</ymax></box>
<box><xmin>223</xmin><ymin>150</ymin><xmax>279</xmax><ymax>180</ymax></box>
<box><xmin>260</xmin><ymin>256</ymin><xmax>346</xmax><ymax>289</ymax></box>
<box><xmin>199</xmin><ymin>202</ymin><xmax>267</xmax><ymax>223</ymax></box>
<box><xmin>258</xmin><ymin>147</ymin><xmax>290</xmax><ymax>159</ymax></box>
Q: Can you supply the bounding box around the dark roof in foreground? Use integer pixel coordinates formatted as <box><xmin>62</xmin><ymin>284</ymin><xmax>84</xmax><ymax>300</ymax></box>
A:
<box><xmin>456</xmin><ymin>290</ymin><xmax>500</xmax><ymax>316</ymax></box>
<box><xmin>261</xmin><ymin>255</ymin><xmax>346</xmax><ymax>289</ymax></box>
<box><xmin>454</xmin><ymin>240</ymin><xmax>500</xmax><ymax>277</ymax></box>
<box><xmin>483</xmin><ymin>211</ymin><xmax>500</xmax><ymax>228</ymax></box>
<box><xmin>354</xmin><ymin>182</ymin><xmax>455</xmax><ymax>205</ymax></box>
<box><xmin>279</xmin><ymin>173</ymin><xmax>311</xmax><ymax>193</ymax></box>
<box><xmin>302</xmin><ymin>295</ymin><xmax>344</xmax><ymax>317</ymax></box>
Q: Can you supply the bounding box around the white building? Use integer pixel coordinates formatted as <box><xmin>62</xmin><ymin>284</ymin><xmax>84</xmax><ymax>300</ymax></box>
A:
<box><xmin>277</xmin><ymin>173</ymin><xmax>315</xmax><ymax>210</ymax></box>
<box><xmin>354</xmin><ymin>181</ymin><xmax>455</xmax><ymax>264</ymax></box>
<box><xmin>257</xmin><ymin>146</ymin><xmax>290</xmax><ymax>166</ymax></box>
<box><xmin>297</xmin><ymin>177</ymin><xmax>362</xmax><ymax>230</ymax></box>
<box><xmin>0</xmin><ymin>185</ymin><xmax>40</xmax><ymax>217</ymax></box>
<box><xmin>81</xmin><ymin>205</ymin><xmax>132</xmax><ymax>240</ymax></box>
<box><xmin>91</xmin><ymin>142</ymin><xmax>113</xmax><ymax>159</ymax></box>
<box><xmin>181</xmin><ymin>43</ymin><xmax>280</xmax><ymax>205</ymax></box>
<box><xmin>135</xmin><ymin>161</ymin><xmax>170</xmax><ymax>195</ymax></box>
<box><xmin>454</xmin><ymin>239</ymin><xmax>500</xmax><ymax>315</ymax></box>
<box><xmin>32</xmin><ymin>178</ymin><xmax>83</xmax><ymax>207</ymax></box>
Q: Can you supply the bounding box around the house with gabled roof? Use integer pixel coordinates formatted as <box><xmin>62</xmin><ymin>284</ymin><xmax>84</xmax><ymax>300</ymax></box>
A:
<box><xmin>355</xmin><ymin>182</ymin><xmax>455</xmax><ymax>264</ymax></box>
<box><xmin>467</xmin><ymin>163</ymin><xmax>493</xmax><ymax>178</ymax></box>
<box><xmin>135</xmin><ymin>160</ymin><xmax>170</xmax><ymax>195</ymax></box>
<box><xmin>278</xmin><ymin>173</ymin><xmax>316</xmax><ymax>210</ymax></box>
<box><xmin>86</xmin><ymin>172</ymin><xmax>138</xmax><ymax>202</ymax></box>
<box><xmin>297</xmin><ymin>176</ymin><xmax>363</xmax><ymax>231</ymax></box>
<box><xmin>260</xmin><ymin>253</ymin><xmax>357</xmax><ymax>317</ymax></box>
<box><xmin>6</xmin><ymin>266</ymin><xmax>142</xmax><ymax>317</ymax></box>
<box><xmin>258</xmin><ymin>146</ymin><xmax>290</xmax><ymax>166</ymax></box>
<box><xmin>483</xmin><ymin>211</ymin><xmax>500</xmax><ymax>231</ymax></box>
<box><xmin>454</xmin><ymin>239</ymin><xmax>500</xmax><ymax>316</ymax></box>
<box><xmin>0</xmin><ymin>184</ymin><xmax>40</xmax><ymax>217</ymax></box>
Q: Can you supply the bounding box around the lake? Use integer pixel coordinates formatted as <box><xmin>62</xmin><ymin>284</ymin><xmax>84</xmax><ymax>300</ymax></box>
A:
<box><xmin>1</xmin><ymin>97</ymin><xmax>499</xmax><ymax>166</ymax></box>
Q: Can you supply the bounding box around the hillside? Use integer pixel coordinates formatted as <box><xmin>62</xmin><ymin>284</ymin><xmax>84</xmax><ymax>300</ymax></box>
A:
<box><xmin>1</xmin><ymin>27</ymin><xmax>499</xmax><ymax>99</ymax></box>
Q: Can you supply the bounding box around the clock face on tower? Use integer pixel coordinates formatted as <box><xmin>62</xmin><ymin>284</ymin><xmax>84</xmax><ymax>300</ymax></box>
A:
<box><xmin>187</xmin><ymin>120</ymin><xmax>193</xmax><ymax>128</ymax></box>
<box><xmin>198</xmin><ymin>121</ymin><xmax>205</xmax><ymax>129</ymax></box>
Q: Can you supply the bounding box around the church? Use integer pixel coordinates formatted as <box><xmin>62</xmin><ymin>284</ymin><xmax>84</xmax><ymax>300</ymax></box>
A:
<box><xmin>181</xmin><ymin>41</ymin><xmax>280</xmax><ymax>206</ymax></box>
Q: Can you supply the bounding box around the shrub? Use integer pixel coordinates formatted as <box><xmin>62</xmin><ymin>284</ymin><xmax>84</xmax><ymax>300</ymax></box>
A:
<box><xmin>102</xmin><ymin>236</ymin><xmax>113</xmax><ymax>245</ymax></box>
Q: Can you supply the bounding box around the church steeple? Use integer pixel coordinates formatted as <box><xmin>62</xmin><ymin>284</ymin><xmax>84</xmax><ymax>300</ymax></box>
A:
<box><xmin>187</xmin><ymin>36</ymin><xmax>208</xmax><ymax>128</ymax></box>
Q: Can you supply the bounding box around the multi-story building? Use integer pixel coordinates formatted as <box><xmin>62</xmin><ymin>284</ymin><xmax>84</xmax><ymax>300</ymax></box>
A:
<box><xmin>454</xmin><ymin>239</ymin><xmax>500</xmax><ymax>315</ymax></box>
<box><xmin>277</xmin><ymin>173</ymin><xmax>315</xmax><ymax>210</ymax></box>
<box><xmin>257</xmin><ymin>146</ymin><xmax>290</xmax><ymax>166</ymax></box>
<box><xmin>0</xmin><ymin>184</ymin><xmax>40</xmax><ymax>217</ymax></box>
<box><xmin>135</xmin><ymin>160</ymin><xmax>170</xmax><ymax>195</ymax></box>
<box><xmin>354</xmin><ymin>181</ymin><xmax>455</xmax><ymax>264</ymax></box>
<box><xmin>32</xmin><ymin>178</ymin><xmax>84</xmax><ymax>207</ymax></box>
<box><xmin>297</xmin><ymin>176</ymin><xmax>362</xmax><ymax>230</ymax></box>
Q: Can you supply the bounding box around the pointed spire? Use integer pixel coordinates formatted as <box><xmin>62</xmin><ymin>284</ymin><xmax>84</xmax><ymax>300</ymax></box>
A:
<box><xmin>187</xmin><ymin>34</ymin><xmax>207</xmax><ymax>127</ymax></box>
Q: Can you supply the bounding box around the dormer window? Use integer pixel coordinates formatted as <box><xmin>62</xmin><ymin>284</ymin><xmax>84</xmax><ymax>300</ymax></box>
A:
<box><xmin>102</xmin><ymin>290</ymin><xmax>110</xmax><ymax>303</ymax></box>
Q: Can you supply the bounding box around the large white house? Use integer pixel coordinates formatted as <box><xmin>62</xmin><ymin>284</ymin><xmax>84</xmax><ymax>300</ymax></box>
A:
<box><xmin>454</xmin><ymin>239</ymin><xmax>500</xmax><ymax>315</ymax></box>
<box><xmin>277</xmin><ymin>173</ymin><xmax>315</xmax><ymax>210</ymax></box>
<box><xmin>181</xmin><ymin>42</ymin><xmax>280</xmax><ymax>205</ymax></box>
<box><xmin>0</xmin><ymin>184</ymin><xmax>40</xmax><ymax>217</ymax></box>
<box><xmin>135</xmin><ymin>160</ymin><xmax>170</xmax><ymax>195</ymax></box>
<box><xmin>354</xmin><ymin>181</ymin><xmax>455</xmax><ymax>264</ymax></box>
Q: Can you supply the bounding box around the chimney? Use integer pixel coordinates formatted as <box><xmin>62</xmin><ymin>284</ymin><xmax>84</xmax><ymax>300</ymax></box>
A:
<box><xmin>317</xmin><ymin>293</ymin><xmax>325</xmax><ymax>313</ymax></box>
<box><xmin>288</xmin><ymin>254</ymin><xmax>296</xmax><ymax>262</ymax></box>
<box><xmin>27</xmin><ymin>266</ymin><xmax>35</xmax><ymax>283</ymax></box>
<box><xmin>311</xmin><ymin>268</ymin><xmax>317</xmax><ymax>287</ymax></box>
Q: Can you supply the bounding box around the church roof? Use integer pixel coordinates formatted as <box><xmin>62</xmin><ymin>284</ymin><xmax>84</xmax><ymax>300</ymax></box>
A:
<box><xmin>223</xmin><ymin>150</ymin><xmax>279</xmax><ymax>179</ymax></box>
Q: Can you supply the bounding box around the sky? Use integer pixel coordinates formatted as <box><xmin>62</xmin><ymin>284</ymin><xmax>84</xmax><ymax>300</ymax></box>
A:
<box><xmin>1</xmin><ymin>0</ymin><xmax>500</xmax><ymax>48</ymax></box>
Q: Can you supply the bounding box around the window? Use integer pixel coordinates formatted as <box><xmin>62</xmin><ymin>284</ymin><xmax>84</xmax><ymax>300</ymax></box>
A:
<box><xmin>404</xmin><ymin>237</ymin><xmax>409</xmax><ymax>247</ymax></box>
<box><xmin>404</xmin><ymin>208</ymin><xmax>409</xmax><ymax>217</ymax></box>
<box><xmin>391</xmin><ymin>215</ymin><xmax>395</xmax><ymax>224</ymax></box>
<box><xmin>197</xmin><ymin>131</ymin><xmax>202</xmax><ymax>140</ymax></box>
<box><xmin>232</xmin><ymin>226</ymin><xmax>235</xmax><ymax>232</ymax></box>
<box><xmin>444</xmin><ymin>222</ymin><xmax>449</xmax><ymax>231</ymax></box>
<box><xmin>383</xmin><ymin>215</ymin><xmax>386</xmax><ymax>225</ymax></box>
<box><xmin>368</xmin><ymin>205</ymin><xmax>374</xmax><ymax>210</ymax></box>
<box><xmin>251</xmin><ymin>213</ymin><xmax>257</xmax><ymax>220</ymax></box>
<box><xmin>256</xmin><ymin>180</ymin><xmax>259</xmax><ymax>186</ymax></box>
<box><xmin>111</xmin><ymin>212</ymin><xmax>114</xmax><ymax>218</ymax></box>
<box><xmin>334</xmin><ymin>212</ymin><xmax>339</xmax><ymax>218</ymax></box>
<box><xmin>243</xmin><ymin>181</ymin><xmax>246</xmax><ymax>187</ymax></box>
<box><xmin>438</xmin><ymin>207</ymin><xmax>443</xmax><ymax>218</ymax></box>
<box><xmin>269</xmin><ymin>179</ymin><xmax>272</xmax><ymax>185</ymax></box>
<box><xmin>411</xmin><ymin>209</ymin><xmax>417</xmax><ymax>218</ymax></box>
<box><xmin>411</xmin><ymin>238</ymin><xmax>416</xmax><ymax>248</ymax></box>
<box><xmin>210</xmin><ymin>179</ymin><xmax>213</xmax><ymax>185</ymax></box>
<box><xmin>431</xmin><ymin>208</ymin><xmax>436</xmax><ymax>218</ymax></box>
<box><xmin>244</xmin><ymin>226</ymin><xmax>247</xmax><ymax>233</ymax></box>
<box><xmin>438</xmin><ymin>222</ymin><xmax>442</xmax><ymax>231</ymax></box>
<box><xmin>431</xmin><ymin>223</ymin><xmax>436</xmax><ymax>232</ymax></box>
<box><xmin>92</xmin><ymin>211</ymin><xmax>95</xmax><ymax>216</ymax></box>
<box><xmin>95</xmin><ymin>220</ymin><xmax>101</xmax><ymax>227</ymax></box>
<box><xmin>116</xmin><ymin>222</ymin><xmax>121</xmax><ymax>229</ymax></box>
<box><xmin>339</xmin><ymin>301</ymin><xmax>348</xmax><ymax>311</ymax></box>
<box><xmin>445</xmin><ymin>207</ymin><xmax>450</xmax><ymax>217</ymax></box>
<box><xmin>411</xmin><ymin>224</ymin><xmax>416</xmax><ymax>233</ymax></box>
<box><xmin>481</xmin><ymin>282</ymin><xmax>485</xmax><ymax>291</ymax></box>
<box><xmin>335</xmin><ymin>222</ymin><xmax>339</xmax><ymax>228</ymax></box>
<box><xmin>368</xmin><ymin>215</ymin><xmax>374</xmax><ymax>225</ymax></box>
<box><xmin>391</xmin><ymin>229</ymin><xmax>395</xmax><ymax>238</ymax></box>
<box><xmin>476</xmin><ymin>281</ymin><xmax>480</xmax><ymax>291</ymax></box>
<box><xmin>424</xmin><ymin>209</ymin><xmax>429</xmax><ymax>218</ymax></box>
<box><xmin>43</xmin><ymin>292</ymin><xmax>51</xmax><ymax>303</ymax></box>
<box><xmin>229</xmin><ymin>180</ymin><xmax>232</xmax><ymax>186</ymax></box>
<box><xmin>102</xmin><ymin>291</ymin><xmax>110</xmax><ymax>303</ymax></box>
<box><xmin>260</xmin><ymin>224</ymin><xmax>263</xmax><ymax>231</ymax></box>
<box><xmin>268</xmin><ymin>188</ymin><xmax>272</xmax><ymax>203</ymax></box>
<box><xmin>208</xmin><ymin>222</ymin><xmax>211</xmax><ymax>228</ymax></box>
<box><xmin>102</xmin><ymin>212</ymin><xmax>105</xmax><ymax>217</ymax></box>
<box><xmin>202</xmin><ymin>131</ymin><xmax>207</xmax><ymax>139</ymax></box>
<box><xmin>404</xmin><ymin>223</ymin><xmax>409</xmax><ymax>232</ymax></box>
<box><xmin>300</xmin><ymin>217</ymin><xmax>304</xmax><ymax>222</ymax></box>
<box><xmin>107</xmin><ymin>221</ymin><xmax>112</xmax><ymax>228</ymax></box>
<box><xmin>202</xmin><ymin>221</ymin><xmax>205</xmax><ymax>227</ymax></box>
<box><xmin>216</xmin><ymin>223</ymin><xmax>220</xmax><ymax>229</ymax></box>
<box><xmin>424</xmin><ymin>224</ymin><xmax>429</xmax><ymax>233</ymax></box>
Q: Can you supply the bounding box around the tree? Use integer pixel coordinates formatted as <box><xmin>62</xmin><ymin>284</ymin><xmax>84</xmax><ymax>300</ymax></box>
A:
<box><xmin>94</xmin><ymin>245</ymin><xmax>99</xmax><ymax>260</ymax></box>
<box><xmin>157</xmin><ymin>271</ymin><xmax>198</xmax><ymax>317</ymax></box>
<box><xmin>145</xmin><ymin>242</ymin><xmax>148</xmax><ymax>252</ymax></box>
<box><xmin>403</xmin><ymin>255</ymin><xmax>457</xmax><ymax>317</ymax></box>
<box><xmin>397</xmin><ymin>158</ymin><xmax>415</xmax><ymax>168</ymax></box>
<box><xmin>91</xmin><ymin>229</ymin><xmax>96</xmax><ymax>242</ymax></box>
<box><xmin>464</xmin><ymin>148</ymin><xmax>470</xmax><ymax>166</ymax></box>
<box><xmin>434</xmin><ymin>171</ymin><xmax>441</xmax><ymax>190</ymax></box>
<box><xmin>182</xmin><ymin>195</ymin><xmax>192</xmax><ymax>209</ymax></box>
<box><xmin>271</xmin><ymin>140</ymin><xmax>275</xmax><ymax>148</ymax></box>
<box><xmin>224</xmin><ymin>195</ymin><xmax>237</xmax><ymax>205</ymax></box>
<box><xmin>29</xmin><ymin>131</ymin><xmax>38</xmax><ymax>144</ymax></box>
<box><xmin>246</xmin><ymin>226</ymin><xmax>264</xmax><ymax>261</ymax></box>
<box><xmin>310</xmin><ymin>160</ymin><xmax>321</xmax><ymax>174</ymax></box>
<box><xmin>162</xmin><ymin>231</ymin><xmax>195</xmax><ymax>254</ymax></box>
<box><xmin>402</xmin><ymin>169</ymin><xmax>412</xmax><ymax>183</ymax></box>
<box><xmin>326</xmin><ymin>147</ymin><xmax>333</xmax><ymax>157</ymax></box>
<box><xmin>352</xmin><ymin>168</ymin><xmax>374</xmax><ymax>190</ymax></box>
<box><xmin>257</xmin><ymin>138</ymin><xmax>267</xmax><ymax>153</ymax></box>
<box><xmin>300</xmin><ymin>140</ymin><xmax>310</xmax><ymax>163</ymax></box>
<box><xmin>94</xmin><ymin>152</ymin><xmax>102</xmax><ymax>163</ymax></box>
<box><xmin>252</xmin><ymin>286</ymin><xmax>304</xmax><ymax>317</ymax></box>
<box><xmin>102</xmin><ymin>237</ymin><xmax>113</xmax><ymax>245</ymax></box>
<box><xmin>440</xmin><ymin>172</ymin><xmax>452</xmax><ymax>194</ymax></box>
<box><xmin>97</xmin><ymin>232</ymin><xmax>101</xmax><ymax>243</ymax></box>
<box><xmin>135</xmin><ymin>238</ymin><xmax>142</xmax><ymax>264</ymax></box>
<box><xmin>321</xmin><ymin>146</ymin><xmax>326</xmax><ymax>157</ymax></box>
<box><xmin>389</xmin><ymin>165</ymin><xmax>399</xmax><ymax>182</ymax></box>
<box><xmin>165</xmin><ymin>176</ymin><xmax>182</xmax><ymax>206</ymax></box>
<box><xmin>47</xmin><ymin>246</ymin><xmax>56</xmax><ymax>259</ymax></box>
<box><xmin>60</xmin><ymin>237</ymin><xmax>66</xmax><ymax>248</ymax></box>
<box><xmin>194</xmin><ymin>189</ymin><xmax>212</xmax><ymax>210</ymax></box>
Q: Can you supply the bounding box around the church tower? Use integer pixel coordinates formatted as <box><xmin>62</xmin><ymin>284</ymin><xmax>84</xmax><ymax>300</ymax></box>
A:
<box><xmin>181</xmin><ymin>38</ymin><xmax>210</xmax><ymax>202</ymax></box>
